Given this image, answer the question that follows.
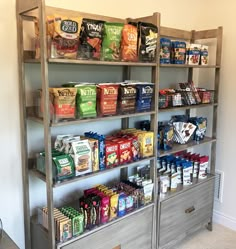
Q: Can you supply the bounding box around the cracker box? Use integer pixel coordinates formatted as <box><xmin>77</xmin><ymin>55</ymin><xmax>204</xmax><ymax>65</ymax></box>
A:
<box><xmin>105</xmin><ymin>141</ymin><xmax>119</xmax><ymax>168</ymax></box>
<box><xmin>113</xmin><ymin>138</ymin><xmax>132</xmax><ymax>164</ymax></box>
<box><xmin>137</xmin><ymin>131</ymin><xmax>154</xmax><ymax>157</ymax></box>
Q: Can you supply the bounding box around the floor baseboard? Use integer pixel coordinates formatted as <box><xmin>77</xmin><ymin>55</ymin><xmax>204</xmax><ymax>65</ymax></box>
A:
<box><xmin>213</xmin><ymin>210</ymin><xmax>236</xmax><ymax>231</ymax></box>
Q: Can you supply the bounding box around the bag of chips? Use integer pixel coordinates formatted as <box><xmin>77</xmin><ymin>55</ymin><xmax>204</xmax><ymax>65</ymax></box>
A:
<box><xmin>138</xmin><ymin>22</ymin><xmax>158</xmax><ymax>62</ymax></box>
<box><xmin>102</xmin><ymin>23</ymin><xmax>124</xmax><ymax>61</ymax></box>
<box><xmin>51</xmin><ymin>15</ymin><xmax>82</xmax><ymax>59</ymax></box>
<box><xmin>78</xmin><ymin>19</ymin><xmax>104</xmax><ymax>60</ymax></box>
<box><xmin>121</xmin><ymin>24</ymin><xmax>138</xmax><ymax>62</ymax></box>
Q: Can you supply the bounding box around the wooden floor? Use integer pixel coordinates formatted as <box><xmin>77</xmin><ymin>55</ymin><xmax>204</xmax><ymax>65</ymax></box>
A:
<box><xmin>175</xmin><ymin>223</ymin><xmax>236</xmax><ymax>249</ymax></box>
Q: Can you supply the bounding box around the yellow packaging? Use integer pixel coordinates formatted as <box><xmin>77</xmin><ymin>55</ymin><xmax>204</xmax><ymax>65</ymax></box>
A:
<box><xmin>110</xmin><ymin>194</ymin><xmax>119</xmax><ymax>220</ymax></box>
<box><xmin>136</xmin><ymin>131</ymin><xmax>154</xmax><ymax>157</ymax></box>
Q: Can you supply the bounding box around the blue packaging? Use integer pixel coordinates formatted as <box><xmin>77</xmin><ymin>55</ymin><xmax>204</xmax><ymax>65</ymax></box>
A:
<box><xmin>171</xmin><ymin>41</ymin><xmax>186</xmax><ymax>64</ymax></box>
<box><xmin>136</xmin><ymin>83</ymin><xmax>154</xmax><ymax>112</ymax></box>
<box><xmin>160</xmin><ymin>38</ymin><xmax>171</xmax><ymax>64</ymax></box>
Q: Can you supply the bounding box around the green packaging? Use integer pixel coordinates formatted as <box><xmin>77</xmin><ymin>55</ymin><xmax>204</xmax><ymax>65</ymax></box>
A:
<box><xmin>102</xmin><ymin>23</ymin><xmax>124</xmax><ymax>61</ymax></box>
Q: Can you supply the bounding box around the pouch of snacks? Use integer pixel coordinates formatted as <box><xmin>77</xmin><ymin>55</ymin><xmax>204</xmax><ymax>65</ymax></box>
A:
<box><xmin>78</xmin><ymin>19</ymin><xmax>104</xmax><ymax>60</ymax></box>
<box><xmin>118</xmin><ymin>194</ymin><xmax>126</xmax><ymax>217</ymax></box>
<box><xmin>51</xmin><ymin>15</ymin><xmax>82</xmax><ymax>59</ymax></box>
<box><xmin>200</xmin><ymin>45</ymin><xmax>209</xmax><ymax>65</ymax></box>
<box><xmin>102</xmin><ymin>23</ymin><xmax>124</xmax><ymax>61</ymax></box>
<box><xmin>50</xmin><ymin>88</ymin><xmax>77</xmax><ymax>122</ymax></box>
<box><xmin>121</xmin><ymin>24</ymin><xmax>138</xmax><ymax>62</ymax></box>
<box><xmin>97</xmin><ymin>84</ymin><xmax>119</xmax><ymax>116</ymax></box>
<box><xmin>75</xmin><ymin>84</ymin><xmax>97</xmax><ymax>118</ymax></box>
<box><xmin>135</xmin><ymin>83</ymin><xmax>154</xmax><ymax>112</ymax></box>
<box><xmin>118</xmin><ymin>84</ymin><xmax>137</xmax><ymax>114</ymax></box>
<box><xmin>100</xmin><ymin>194</ymin><xmax>110</xmax><ymax>224</ymax></box>
<box><xmin>138</xmin><ymin>22</ymin><xmax>158</xmax><ymax>62</ymax></box>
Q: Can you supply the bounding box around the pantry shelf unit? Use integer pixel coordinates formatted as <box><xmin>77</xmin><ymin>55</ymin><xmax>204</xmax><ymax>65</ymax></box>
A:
<box><xmin>159</xmin><ymin>174</ymin><xmax>215</xmax><ymax>202</ymax></box>
<box><xmin>27</xmin><ymin>110</ymin><xmax>156</xmax><ymax>127</ymax></box>
<box><xmin>30</xmin><ymin>156</ymin><xmax>155</xmax><ymax>188</ymax></box>
<box><xmin>159</xmin><ymin>103</ymin><xmax>218</xmax><ymax>113</ymax></box>
<box><xmin>157</xmin><ymin>25</ymin><xmax>222</xmax><ymax>249</ymax></box>
<box><xmin>158</xmin><ymin>137</ymin><xmax>216</xmax><ymax>157</ymax></box>
<box><xmin>17</xmin><ymin>2</ymin><xmax>159</xmax><ymax>249</ymax></box>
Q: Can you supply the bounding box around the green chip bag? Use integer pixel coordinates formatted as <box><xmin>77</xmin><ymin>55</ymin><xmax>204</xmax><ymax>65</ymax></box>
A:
<box><xmin>102</xmin><ymin>23</ymin><xmax>124</xmax><ymax>61</ymax></box>
<box><xmin>75</xmin><ymin>84</ymin><xmax>97</xmax><ymax>118</ymax></box>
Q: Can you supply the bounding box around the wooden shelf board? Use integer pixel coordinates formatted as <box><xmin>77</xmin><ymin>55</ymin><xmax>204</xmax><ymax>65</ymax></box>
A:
<box><xmin>159</xmin><ymin>174</ymin><xmax>215</xmax><ymax>202</ymax></box>
<box><xmin>28</xmin><ymin>111</ymin><xmax>156</xmax><ymax>127</ymax></box>
<box><xmin>159</xmin><ymin>103</ymin><xmax>218</xmax><ymax>113</ymax></box>
<box><xmin>56</xmin><ymin>203</ymin><xmax>154</xmax><ymax>248</ymax></box>
<box><xmin>31</xmin><ymin>156</ymin><xmax>155</xmax><ymax>188</ymax></box>
<box><xmin>160</xmin><ymin>64</ymin><xmax>220</xmax><ymax>69</ymax></box>
<box><xmin>158</xmin><ymin>137</ymin><xmax>216</xmax><ymax>157</ymax></box>
<box><xmin>24</xmin><ymin>57</ymin><xmax>157</xmax><ymax>67</ymax></box>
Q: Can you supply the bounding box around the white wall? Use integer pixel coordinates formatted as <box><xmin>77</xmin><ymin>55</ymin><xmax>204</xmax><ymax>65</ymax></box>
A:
<box><xmin>0</xmin><ymin>0</ymin><xmax>234</xmax><ymax>248</ymax></box>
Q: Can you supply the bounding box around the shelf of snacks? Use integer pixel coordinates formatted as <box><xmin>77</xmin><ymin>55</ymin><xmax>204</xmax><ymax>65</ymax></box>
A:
<box><xmin>31</xmin><ymin>156</ymin><xmax>155</xmax><ymax>188</ymax></box>
<box><xmin>159</xmin><ymin>136</ymin><xmax>216</xmax><ymax>157</ymax></box>
<box><xmin>159</xmin><ymin>174</ymin><xmax>215</xmax><ymax>202</ymax></box>
<box><xmin>160</xmin><ymin>64</ymin><xmax>220</xmax><ymax>69</ymax></box>
<box><xmin>159</xmin><ymin>103</ymin><xmax>218</xmax><ymax>113</ymax></box>
<box><xmin>38</xmin><ymin>203</ymin><xmax>154</xmax><ymax>248</ymax></box>
<box><xmin>27</xmin><ymin>110</ymin><xmax>156</xmax><ymax>127</ymax></box>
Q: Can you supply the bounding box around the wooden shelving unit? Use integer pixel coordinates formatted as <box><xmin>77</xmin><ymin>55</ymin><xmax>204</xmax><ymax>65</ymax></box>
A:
<box><xmin>17</xmin><ymin>1</ymin><xmax>159</xmax><ymax>249</ymax></box>
<box><xmin>157</xmin><ymin>25</ymin><xmax>222</xmax><ymax>249</ymax></box>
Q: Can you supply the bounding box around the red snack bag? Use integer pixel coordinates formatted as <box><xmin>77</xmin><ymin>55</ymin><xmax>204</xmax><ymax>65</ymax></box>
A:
<box><xmin>98</xmin><ymin>193</ymin><xmax>110</xmax><ymax>224</ymax></box>
<box><xmin>97</xmin><ymin>84</ymin><xmax>119</xmax><ymax>116</ymax></box>
<box><xmin>121</xmin><ymin>24</ymin><xmax>138</xmax><ymax>62</ymax></box>
<box><xmin>105</xmin><ymin>141</ymin><xmax>119</xmax><ymax>168</ymax></box>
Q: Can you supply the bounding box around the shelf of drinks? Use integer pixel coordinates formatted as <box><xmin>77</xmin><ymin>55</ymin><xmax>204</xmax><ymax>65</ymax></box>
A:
<box><xmin>158</xmin><ymin>174</ymin><xmax>215</xmax><ymax>202</ymax></box>
<box><xmin>158</xmin><ymin>137</ymin><xmax>216</xmax><ymax>157</ymax></box>
<box><xmin>33</xmin><ymin>202</ymin><xmax>154</xmax><ymax>249</ymax></box>
<box><xmin>30</xmin><ymin>156</ymin><xmax>155</xmax><ymax>188</ymax></box>
<box><xmin>27</xmin><ymin>110</ymin><xmax>156</xmax><ymax>127</ymax></box>
<box><xmin>160</xmin><ymin>64</ymin><xmax>220</xmax><ymax>69</ymax></box>
<box><xmin>159</xmin><ymin>103</ymin><xmax>218</xmax><ymax>113</ymax></box>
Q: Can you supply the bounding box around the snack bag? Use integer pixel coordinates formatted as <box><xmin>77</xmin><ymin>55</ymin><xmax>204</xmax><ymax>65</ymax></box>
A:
<box><xmin>118</xmin><ymin>84</ymin><xmax>137</xmax><ymax>114</ymax></box>
<box><xmin>51</xmin><ymin>15</ymin><xmax>82</xmax><ymax>59</ymax></box>
<box><xmin>75</xmin><ymin>84</ymin><xmax>97</xmax><ymax>118</ymax></box>
<box><xmin>200</xmin><ymin>45</ymin><xmax>209</xmax><ymax>65</ymax></box>
<box><xmin>188</xmin><ymin>44</ymin><xmax>201</xmax><ymax>65</ymax></box>
<box><xmin>138</xmin><ymin>22</ymin><xmax>158</xmax><ymax>62</ymax></box>
<box><xmin>102</xmin><ymin>23</ymin><xmax>124</xmax><ymax>61</ymax></box>
<box><xmin>78</xmin><ymin>19</ymin><xmax>104</xmax><ymax>60</ymax></box>
<box><xmin>171</xmin><ymin>41</ymin><xmax>186</xmax><ymax>64</ymax></box>
<box><xmin>49</xmin><ymin>88</ymin><xmax>77</xmax><ymax>122</ymax></box>
<box><xmin>160</xmin><ymin>38</ymin><xmax>171</xmax><ymax>64</ymax></box>
<box><xmin>121</xmin><ymin>24</ymin><xmax>138</xmax><ymax>62</ymax></box>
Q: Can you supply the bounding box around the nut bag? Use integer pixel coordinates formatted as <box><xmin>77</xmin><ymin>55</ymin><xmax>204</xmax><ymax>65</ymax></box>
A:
<box><xmin>102</xmin><ymin>23</ymin><xmax>124</xmax><ymax>61</ymax></box>
<box><xmin>138</xmin><ymin>22</ymin><xmax>158</xmax><ymax>62</ymax></box>
<box><xmin>51</xmin><ymin>15</ymin><xmax>82</xmax><ymax>59</ymax></box>
<box><xmin>78</xmin><ymin>19</ymin><xmax>104</xmax><ymax>60</ymax></box>
<box><xmin>121</xmin><ymin>24</ymin><xmax>138</xmax><ymax>62</ymax></box>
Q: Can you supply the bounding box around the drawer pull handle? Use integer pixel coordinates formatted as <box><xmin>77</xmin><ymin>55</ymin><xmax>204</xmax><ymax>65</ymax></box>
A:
<box><xmin>185</xmin><ymin>206</ymin><xmax>195</xmax><ymax>213</ymax></box>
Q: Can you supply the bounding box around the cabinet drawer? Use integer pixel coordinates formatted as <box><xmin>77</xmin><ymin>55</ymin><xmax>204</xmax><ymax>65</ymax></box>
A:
<box><xmin>60</xmin><ymin>205</ymin><xmax>153</xmax><ymax>249</ymax></box>
<box><xmin>159</xmin><ymin>178</ymin><xmax>214</xmax><ymax>247</ymax></box>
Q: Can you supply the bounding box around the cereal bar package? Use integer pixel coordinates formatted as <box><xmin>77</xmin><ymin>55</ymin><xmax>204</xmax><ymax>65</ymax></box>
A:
<box><xmin>138</xmin><ymin>22</ymin><xmax>158</xmax><ymax>62</ymax></box>
<box><xmin>78</xmin><ymin>19</ymin><xmax>104</xmax><ymax>60</ymax></box>
<box><xmin>102</xmin><ymin>22</ymin><xmax>124</xmax><ymax>61</ymax></box>
<box><xmin>121</xmin><ymin>24</ymin><xmax>138</xmax><ymax>62</ymax></box>
<box><xmin>51</xmin><ymin>15</ymin><xmax>82</xmax><ymax>59</ymax></box>
<box><xmin>188</xmin><ymin>44</ymin><xmax>201</xmax><ymax>65</ymax></box>
<box><xmin>160</xmin><ymin>38</ymin><xmax>171</xmax><ymax>64</ymax></box>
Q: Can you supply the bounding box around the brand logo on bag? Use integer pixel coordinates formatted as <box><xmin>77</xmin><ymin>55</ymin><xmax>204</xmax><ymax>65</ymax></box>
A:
<box><xmin>61</xmin><ymin>20</ymin><xmax>78</xmax><ymax>33</ymax></box>
<box><xmin>87</xmin><ymin>23</ymin><xmax>103</xmax><ymax>32</ymax></box>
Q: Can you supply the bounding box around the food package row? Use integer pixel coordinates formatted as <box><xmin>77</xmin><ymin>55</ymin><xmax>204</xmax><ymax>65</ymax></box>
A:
<box><xmin>35</xmin><ymin>82</ymin><xmax>154</xmax><ymax>123</ymax></box>
<box><xmin>35</xmin><ymin>15</ymin><xmax>158</xmax><ymax>62</ymax></box>
<box><xmin>158</xmin><ymin>152</ymin><xmax>209</xmax><ymax>194</ymax></box>
<box><xmin>160</xmin><ymin>38</ymin><xmax>209</xmax><ymax>65</ymax></box>
<box><xmin>36</xmin><ymin>129</ymin><xmax>154</xmax><ymax>183</ymax></box>
<box><xmin>40</xmin><ymin>175</ymin><xmax>153</xmax><ymax>242</ymax></box>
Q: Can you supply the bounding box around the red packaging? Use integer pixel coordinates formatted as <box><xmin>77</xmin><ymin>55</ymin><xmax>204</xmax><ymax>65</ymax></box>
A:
<box><xmin>84</xmin><ymin>188</ymin><xmax>97</xmax><ymax>197</ymax></box>
<box><xmin>116</xmin><ymin>139</ymin><xmax>132</xmax><ymax>164</ymax></box>
<box><xmin>97</xmin><ymin>84</ymin><xmax>119</xmax><ymax>116</ymax></box>
<box><xmin>99</xmin><ymin>194</ymin><xmax>110</xmax><ymax>224</ymax></box>
<box><xmin>105</xmin><ymin>142</ymin><xmax>119</xmax><ymax>168</ymax></box>
<box><xmin>126</xmin><ymin>135</ymin><xmax>141</xmax><ymax>161</ymax></box>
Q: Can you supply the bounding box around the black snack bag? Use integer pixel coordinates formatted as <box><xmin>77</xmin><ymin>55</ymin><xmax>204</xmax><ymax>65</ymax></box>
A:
<box><xmin>89</xmin><ymin>195</ymin><xmax>101</xmax><ymax>227</ymax></box>
<box><xmin>78</xmin><ymin>19</ymin><xmax>104</xmax><ymax>60</ymax></box>
<box><xmin>138</xmin><ymin>22</ymin><xmax>158</xmax><ymax>62</ymax></box>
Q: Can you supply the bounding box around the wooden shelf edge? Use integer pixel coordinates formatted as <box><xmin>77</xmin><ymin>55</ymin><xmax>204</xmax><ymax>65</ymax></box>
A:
<box><xmin>56</xmin><ymin>203</ymin><xmax>154</xmax><ymax>248</ymax></box>
<box><xmin>30</xmin><ymin>156</ymin><xmax>155</xmax><ymax>188</ymax></box>
<box><xmin>27</xmin><ymin>110</ymin><xmax>156</xmax><ymax>127</ymax></box>
<box><xmin>158</xmin><ymin>137</ymin><xmax>216</xmax><ymax>157</ymax></box>
<box><xmin>159</xmin><ymin>103</ymin><xmax>218</xmax><ymax>113</ymax></box>
<box><xmin>159</xmin><ymin>174</ymin><xmax>215</xmax><ymax>202</ymax></box>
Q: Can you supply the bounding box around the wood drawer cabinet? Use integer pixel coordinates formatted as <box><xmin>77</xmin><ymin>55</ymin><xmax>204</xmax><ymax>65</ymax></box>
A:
<box><xmin>32</xmin><ymin>205</ymin><xmax>153</xmax><ymax>249</ymax></box>
<box><xmin>158</xmin><ymin>178</ymin><xmax>214</xmax><ymax>249</ymax></box>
